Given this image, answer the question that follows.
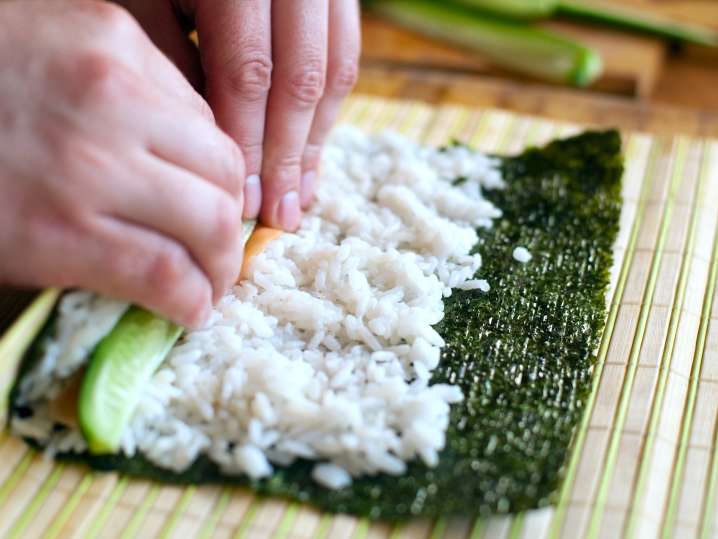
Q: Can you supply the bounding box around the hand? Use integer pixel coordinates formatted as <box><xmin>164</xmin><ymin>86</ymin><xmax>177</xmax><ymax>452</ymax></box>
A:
<box><xmin>117</xmin><ymin>0</ymin><xmax>361</xmax><ymax>231</ymax></box>
<box><xmin>0</xmin><ymin>1</ymin><xmax>246</xmax><ymax>328</ymax></box>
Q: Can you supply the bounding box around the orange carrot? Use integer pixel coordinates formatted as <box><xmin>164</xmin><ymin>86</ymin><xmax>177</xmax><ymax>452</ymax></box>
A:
<box><xmin>239</xmin><ymin>226</ymin><xmax>283</xmax><ymax>282</ymax></box>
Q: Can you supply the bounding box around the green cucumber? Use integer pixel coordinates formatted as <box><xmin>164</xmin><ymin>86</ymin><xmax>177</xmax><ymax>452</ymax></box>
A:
<box><xmin>242</xmin><ymin>219</ymin><xmax>257</xmax><ymax>241</ymax></box>
<box><xmin>78</xmin><ymin>308</ymin><xmax>182</xmax><ymax>454</ymax></box>
<box><xmin>369</xmin><ymin>0</ymin><xmax>603</xmax><ymax>86</ymax></box>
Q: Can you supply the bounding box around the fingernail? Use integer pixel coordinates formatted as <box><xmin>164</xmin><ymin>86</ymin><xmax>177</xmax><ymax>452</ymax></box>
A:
<box><xmin>243</xmin><ymin>174</ymin><xmax>262</xmax><ymax>219</ymax></box>
<box><xmin>300</xmin><ymin>170</ymin><xmax>316</xmax><ymax>208</ymax></box>
<box><xmin>277</xmin><ymin>191</ymin><xmax>301</xmax><ymax>231</ymax></box>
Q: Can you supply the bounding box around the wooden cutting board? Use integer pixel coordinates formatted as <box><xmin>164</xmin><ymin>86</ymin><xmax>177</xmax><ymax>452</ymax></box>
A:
<box><xmin>0</xmin><ymin>94</ymin><xmax>717</xmax><ymax>539</ymax></box>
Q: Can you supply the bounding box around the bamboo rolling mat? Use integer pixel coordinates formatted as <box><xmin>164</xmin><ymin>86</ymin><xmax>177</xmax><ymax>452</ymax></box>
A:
<box><xmin>0</xmin><ymin>94</ymin><xmax>717</xmax><ymax>539</ymax></box>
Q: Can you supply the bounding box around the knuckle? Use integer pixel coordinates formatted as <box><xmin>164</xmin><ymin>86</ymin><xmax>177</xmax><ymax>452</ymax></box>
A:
<box><xmin>224</xmin><ymin>54</ymin><xmax>273</xmax><ymax>102</ymax></box>
<box><xmin>302</xmin><ymin>143</ymin><xmax>323</xmax><ymax>170</ymax></box>
<box><xmin>146</xmin><ymin>245</ymin><xmax>190</xmax><ymax>294</ymax></box>
<box><xmin>212</xmin><ymin>194</ymin><xmax>241</xmax><ymax>250</ymax></box>
<box><xmin>328</xmin><ymin>60</ymin><xmax>359</xmax><ymax>96</ymax></box>
<box><xmin>265</xmin><ymin>155</ymin><xmax>303</xmax><ymax>192</ymax></box>
<box><xmin>273</xmin><ymin>153</ymin><xmax>303</xmax><ymax>170</ymax></box>
<box><xmin>286</xmin><ymin>63</ymin><xmax>326</xmax><ymax>106</ymax></box>
<box><xmin>239</xmin><ymin>140</ymin><xmax>263</xmax><ymax>174</ymax></box>
<box><xmin>51</xmin><ymin>135</ymin><xmax>109</xmax><ymax>195</ymax></box>
<box><xmin>71</xmin><ymin>51</ymin><xmax>137</xmax><ymax>107</ymax></box>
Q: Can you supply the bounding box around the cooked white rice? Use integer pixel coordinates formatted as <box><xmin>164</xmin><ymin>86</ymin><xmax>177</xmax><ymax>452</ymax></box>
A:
<box><xmin>513</xmin><ymin>246</ymin><xmax>532</xmax><ymax>264</ymax></box>
<box><xmin>12</xmin><ymin>126</ymin><xmax>504</xmax><ymax>488</ymax></box>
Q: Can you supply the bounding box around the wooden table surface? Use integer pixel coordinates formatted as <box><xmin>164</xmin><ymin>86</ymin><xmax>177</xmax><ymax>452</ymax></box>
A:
<box><xmin>358</xmin><ymin>0</ymin><xmax>718</xmax><ymax>137</ymax></box>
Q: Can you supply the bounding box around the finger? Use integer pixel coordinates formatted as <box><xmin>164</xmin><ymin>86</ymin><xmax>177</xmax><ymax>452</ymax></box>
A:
<box><xmin>57</xmin><ymin>50</ymin><xmax>239</xmax><ymax>197</ymax></box>
<box><xmin>194</xmin><ymin>0</ymin><xmax>272</xmax><ymax>218</ymax></box>
<box><xmin>260</xmin><ymin>0</ymin><xmax>329</xmax><ymax>231</ymax></box>
<box><xmin>117</xmin><ymin>0</ymin><xmax>204</xmax><ymax>92</ymax></box>
<box><xmin>92</xmin><ymin>216</ymin><xmax>213</xmax><ymax>328</ymax></box>
<box><xmin>144</xmin><ymin>102</ymin><xmax>245</xmax><ymax>200</ymax></box>
<box><xmin>106</xmin><ymin>153</ymin><xmax>245</xmax><ymax>303</ymax></box>
<box><xmin>301</xmin><ymin>0</ymin><xmax>360</xmax><ymax>209</ymax></box>
<box><xmin>28</xmin><ymin>212</ymin><xmax>213</xmax><ymax>328</ymax></box>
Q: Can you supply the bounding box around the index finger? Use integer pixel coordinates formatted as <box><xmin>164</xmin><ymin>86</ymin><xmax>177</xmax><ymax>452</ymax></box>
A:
<box><xmin>194</xmin><ymin>0</ymin><xmax>272</xmax><ymax>219</ymax></box>
<box><xmin>260</xmin><ymin>0</ymin><xmax>329</xmax><ymax>231</ymax></box>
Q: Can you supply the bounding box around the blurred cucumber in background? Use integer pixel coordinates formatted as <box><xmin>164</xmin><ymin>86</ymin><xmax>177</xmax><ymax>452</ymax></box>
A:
<box><xmin>364</xmin><ymin>0</ymin><xmax>718</xmax><ymax>87</ymax></box>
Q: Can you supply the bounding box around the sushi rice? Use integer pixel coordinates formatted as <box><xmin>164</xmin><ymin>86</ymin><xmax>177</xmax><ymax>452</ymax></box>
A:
<box><xmin>12</xmin><ymin>126</ymin><xmax>505</xmax><ymax>488</ymax></box>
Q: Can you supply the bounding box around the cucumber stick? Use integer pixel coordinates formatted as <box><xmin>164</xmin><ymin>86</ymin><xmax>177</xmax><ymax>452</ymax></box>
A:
<box><xmin>371</xmin><ymin>0</ymin><xmax>602</xmax><ymax>86</ymax></box>
<box><xmin>78</xmin><ymin>219</ymin><xmax>257</xmax><ymax>454</ymax></box>
<box><xmin>242</xmin><ymin>219</ymin><xmax>257</xmax><ymax>242</ymax></box>
<box><xmin>79</xmin><ymin>307</ymin><xmax>182</xmax><ymax>454</ymax></box>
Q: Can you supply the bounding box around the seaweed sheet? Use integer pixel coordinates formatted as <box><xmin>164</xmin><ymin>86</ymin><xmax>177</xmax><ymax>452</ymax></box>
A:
<box><xmin>12</xmin><ymin>130</ymin><xmax>623</xmax><ymax>520</ymax></box>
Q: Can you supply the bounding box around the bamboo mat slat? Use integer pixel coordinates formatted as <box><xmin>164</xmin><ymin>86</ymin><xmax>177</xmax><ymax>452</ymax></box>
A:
<box><xmin>1</xmin><ymin>95</ymin><xmax>717</xmax><ymax>538</ymax></box>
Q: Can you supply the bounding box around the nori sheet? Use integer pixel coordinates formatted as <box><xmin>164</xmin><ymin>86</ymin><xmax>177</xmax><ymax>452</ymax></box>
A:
<box><xmin>12</xmin><ymin>130</ymin><xmax>623</xmax><ymax>519</ymax></box>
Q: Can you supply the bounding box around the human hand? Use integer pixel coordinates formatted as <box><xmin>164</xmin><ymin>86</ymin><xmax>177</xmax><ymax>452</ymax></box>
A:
<box><xmin>0</xmin><ymin>1</ymin><xmax>246</xmax><ymax>328</ymax></box>
<box><xmin>117</xmin><ymin>0</ymin><xmax>361</xmax><ymax>231</ymax></box>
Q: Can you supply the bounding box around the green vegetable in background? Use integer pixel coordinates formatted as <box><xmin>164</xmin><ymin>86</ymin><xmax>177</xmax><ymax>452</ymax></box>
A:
<box><xmin>366</xmin><ymin>0</ymin><xmax>717</xmax><ymax>87</ymax></box>
<box><xmin>370</xmin><ymin>0</ymin><xmax>603</xmax><ymax>86</ymax></box>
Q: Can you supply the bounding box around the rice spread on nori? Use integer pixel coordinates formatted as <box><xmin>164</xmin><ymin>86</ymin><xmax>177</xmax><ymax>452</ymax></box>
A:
<box><xmin>12</xmin><ymin>130</ymin><xmax>623</xmax><ymax>519</ymax></box>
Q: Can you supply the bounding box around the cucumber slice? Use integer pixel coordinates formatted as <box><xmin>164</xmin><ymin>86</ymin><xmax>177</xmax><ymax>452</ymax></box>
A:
<box><xmin>243</xmin><ymin>219</ymin><xmax>257</xmax><ymax>241</ymax></box>
<box><xmin>78</xmin><ymin>308</ymin><xmax>182</xmax><ymax>454</ymax></box>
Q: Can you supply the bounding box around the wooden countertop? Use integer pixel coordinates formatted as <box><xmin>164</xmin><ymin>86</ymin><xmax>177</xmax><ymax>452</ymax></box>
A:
<box><xmin>357</xmin><ymin>0</ymin><xmax>718</xmax><ymax>137</ymax></box>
